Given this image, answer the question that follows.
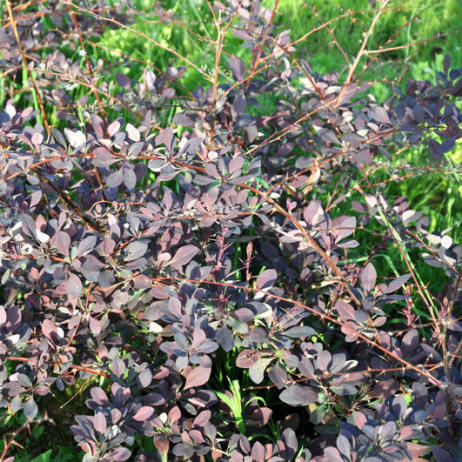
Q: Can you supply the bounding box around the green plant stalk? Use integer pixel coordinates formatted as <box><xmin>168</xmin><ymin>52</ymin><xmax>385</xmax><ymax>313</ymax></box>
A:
<box><xmin>376</xmin><ymin>202</ymin><xmax>438</xmax><ymax>321</ymax></box>
<box><xmin>30</xmin><ymin>71</ymin><xmax>41</xmax><ymax>115</ymax></box>
<box><xmin>0</xmin><ymin>73</ymin><xmax>5</xmax><ymax>107</ymax></box>
<box><xmin>216</xmin><ymin>379</ymin><xmax>246</xmax><ymax>434</ymax></box>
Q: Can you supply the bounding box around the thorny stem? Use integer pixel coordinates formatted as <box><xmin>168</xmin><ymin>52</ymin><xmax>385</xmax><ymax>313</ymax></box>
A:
<box><xmin>243</xmin><ymin>365</ymin><xmax>441</xmax><ymax>392</ymax></box>
<box><xmin>374</xmin><ymin>192</ymin><xmax>438</xmax><ymax>325</ymax></box>
<box><xmin>66</xmin><ymin>3</ymin><xmax>107</xmax><ymax>127</ymax></box>
<box><xmin>208</xmin><ymin>7</ymin><xmax>236</xmax><ymax>149</ymax></box>
<box><xmin>64</xmin><ymin>1</ymin><xmax>211</xmax><ymax>81</ymax></box>
<box><xmin>338</xmin><ymin>0</ymin><xmax>389</xmax><ymax>103</ymax></box>
<box><xmin>442</xmin><ymin>275</ymin><xmax>462</xmax><ymax>436</ymax></box>
<box><xmin>66</xmin><ymin>3</ymin><xmax>109</xmax><ymax>202</ymax></box>
<box><xmin>210</xmin><ymin>29</ymin><xmax>225</xmax><ymax>149</ymax></box>
<box><xmin>245</xmin><ymin>0</ymin><xmax>280</xmax><ymax>92</ymax></box>
<box><xmin>5</xmin><ymin>0</ymin><xmax>50</xmax><ymax>136</ymax></box>
<box><xmin>0</xmin><ymin>413</ymin><xmax>55</xmax><ymax>462</ymax></box>
<box><xmin>5</xmin><ymin>356</ymin><xmax>110</xmax><ymax>380</ymax></box>
<box><xmin>239</xmin><ymin>183</ymin><xmax>363</xmax><ymax>307</ymax></box>
<box><xmin>151</xmin><ymin>274</ymin><xmax>444</xmax><ymax>387</ymax></box>
<box><xmin>308</xmin><ymin>3</ymin><xmax>351</xmax><ymax>65</ymax></box>
<box><xmin>34</xmin><ymin>170</ymin><xmax>104</xmax><ymax>232</ymax></box>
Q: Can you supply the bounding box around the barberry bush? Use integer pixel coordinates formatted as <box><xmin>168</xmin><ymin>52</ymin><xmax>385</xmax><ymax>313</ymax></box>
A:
<box><xmin>1</xmin><ymin>0</ymin><xmax>462</xmax><ymax>461</ymax></box>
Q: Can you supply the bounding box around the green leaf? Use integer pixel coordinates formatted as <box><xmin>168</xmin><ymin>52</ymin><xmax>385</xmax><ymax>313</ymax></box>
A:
<box><xmin>31</xmin><ymin>450</ymin><xmax>52</xmax><ymax>462</ymax></box>
<box><xmin>216</xmin><ymin>379</ymin><xmax>246</xmax><ymax>434</ymax></box>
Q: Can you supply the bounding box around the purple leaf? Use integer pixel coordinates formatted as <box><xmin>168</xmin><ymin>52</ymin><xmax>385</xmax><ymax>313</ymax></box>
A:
<box><xmin>283</xmin><ymin>326</ymin><xmax>315</xmax><ymax>338</ymax></box>
<box><xmin>433</xmin><ymin>448</ymin><xmax>454</xmax><ymax>462</ymax></box>
<box><xmin>233</xmin><ymin>29</ymin><xmax>252</xmax><ymax>40</ymax></box>
<box><xmin>94</xmin><ymin>412</ymin><xmax>106</xmax><ymax>434</ymax></box>
<box><xmin>443</xmin><ymin>54</ymin><xmax>451</xmax><ymax>75</ymax></box>
<box><xmin>123</xmin><ymin>168</ymin><xmax>137</xmax><ymax>189</ymax></box>
<box><xmin>184</xmin><ymin>365</ymin><xmax>211</xmax><ymax>390</ymax></box>
<box><xmin>335</xmin><ymin>301</ymin><xmax>355</xmax><ymax>321</ymax></box>
<box><xmin>169</xmin><ymin>245</ymin><xmax>200</xmax><ymax>269</ymax></box>
<box><xmin>24</xmin><ymin>397</ymin><xmax>38</xmax><ymax>420</ymax></box>
<box><xmin>439</xmin><ymin>137</ymin><xmax>455</xmax><ymax>155</ymax></box>
<box><xmin>331</xmin><ymin>383</ymin><xmax>357</xmax><ymax>396</ymax></box>
<box><xmin>249</xmin><ymin>356</ymin><xmax>273</xmax><ymax>384</ymax></box>
<box><xmin>98</xmin><ymin>238</ymin><xmax>116</xmax><ymax>256</ymax></box>
<box><xmin>93</xmin><ymin>146</ymin><xmax>117</xmax><ymax>167</ymax></box>
<box><xmin>78</xmin><ymin>235</ymin><xmax>97</xmax><ymax>256</ymax></box>
<box><xmin>268</xmin><ymin>363</ymin><xmax>288</xmax><ymax>388</ymax></box>
<box><xmin>193</xmin><ymin>410</ymin><xmax>211</xmax><ymax>427</ymax></box>
<box><xmin>116</xmin><ymin>73</ymin><xmax>131</xmax><ymax>89</ymax></box>
<box><xmin>250</xmin><ymin>441</ymin><xmax>265</xmax><ymax>462</ymax></box>
<box><xmin>233</xmin><ymin>308</ymin><xmax>255</xmax><ymax>322</ymax></box>
<box><xmin>216</xmin><ymin>326</ymin><xmax>234</xmax><ymax>352</ymax></box>
<box><xmin>168</xmin><ymin>406</ymin><xmax>181</xmax><ymax>426</ymax></box>
<box><xmin>111</xmin><ymin>358</ymin><xmax>126</xmax><ymax>378</ymax></box>
<box><xmin>360</xmin><ymin>262</ymin><xmax>376</xmax><ymax>293</ymax></box>
<box><xmin>333</xmin><ymin>216</ymin><xmax>356</xmax><ymax>242</ymax></box>
<box><xmin>256</xmin><ymin>269</ymin><xmax>277</xmax><ymax>290</ymax></box>
<box><xmin>111</xmin><ymin>447</ymin><xmax>131</xmax><ymax>462</ymax></box>
<box><xmin>108</xmin><ymin>120</ymin><xmax>121</xmax><ymax>137</ymax></box>
<box><xmin>352</xmin><ymin>200</ymin><xmax>368</xmax><ymax>213</ymax></box>
<box><xmin>54</xmin><ymin>231</ymin><xmax>70</xmax><ymax>256</ymax></box>
<box><xmin>90</xmin><ymin>387</ymin><xmax>109</xmax><ymax>406</ymax></box>
<box><xmin>138</xmin><ymin>369</ymin><xmax>152</xmax><ymax>388</ymax></box>
<box><xmin>428</xmin><ymin>139</ymin><xmax>444</xmax><ymax>161</ymax></box>
<box><xmin>124</xmin><ymin>240</ymin><xmax>148</xmax><ymax>262</ymax></box>
<box><xmin>231</xmin><ymin>95</ymin><xmax>246</xmax><ymax>119</ymax></box>
<box><xmin>172</xmin><ymin>443</ymin><xmax>194</xmax><ymax>459</ymax></box>
<box><xmin>132</xmin><ymin>406</ymin><xmax>154</xmax><ymax>421</ymax></box>
<box><xmin>316</xmin><ymin>350</ymin><xmax>331</xmax><ymax>372</ymax></box>
<box><xmin>303</xmin><ymin>200</ymin><xmax>325</xmax><ymax>227</ymax></box>
<box><xmin>81</xmin><ymin>255</ymin><xmax>105</xmax><ymax>282</ymax></box>
<box><xmin>383</xmin><ymin>273</ymin><xmax>412</xmax><ymax>294</ymax></box>
<box><xmin>91</xmin><ymin>113</ymin><xmax>104</xmax><ymax>138</ymax></box>
<box><xmin>236</xmin><ymin>349</ymin><xmax>261</xmax><ymax>368</ymax></box>
<box><xmin>153</xmin><ymin>436</ymin><xmax>169</xmax><ymax>459</ymax></box>
<box><xmin>336</xmin><ymin>435</ymin><xmax>351</xmax><ymax>459</ymax></box>
<box><xmin>89</xmin><ymin>316</ymin><xmax>101</xmax><ymax>335</ymax></box>
<box><xmin>369</xmin><ymin>106</ymin><xmax>391</xmax><ymax>125</ymax></box>
<box><xmin>229</xmin><ymin>55</ymin><xmax>245</xmax><ymax>81</ymax></box>
<box><xmin>143</xmin><ymin>69</ymin><xmax>156</xmax><ymax>91</ymax></box>
<box><xmin>64</xmin><ymin>129</ymin><xmax>86</xmax><ymax>148</ymax></box>
<box><xmin>65</xmin><ymin>273</ymin><xmax>82</xmax><ymax>297</ymax></box>
<box><xmin>401</xmin><ymin>329</ymin><xmax>419</xmax><ymax>356</ymax></box>
<box><xmin>279</xmin><ymin>384</ymin><xmax>317</xmax><ymax>406</ymax></box>
<box><xmin>380</xmin><ymin>421</ymin><xmax>396</xmax><ymax>441</ymax></box>
<box><xmin>30</xmin><ymin>190</ymin><xmax>42</xmax><ymax>207</ymax></box>
<box><xmin>281</xmin><ymin>428</ymin><xmax>298</xmax><ymax>459</ymax></box>
<box><xmin>155</xmin><ymin>127</ymin><xmax>175</xmax><ymax>153</ymax></box>
<box><xmin>107</xmin><ymin>169</ymin><xmax>124</xmax><ymax>188</ymax></box>
<box><xmin>126</xmin><ymin>123</ymin><xmax>140</xmax><ymax>142</ymax></box>
<box><xmin>41</xmin><ymin>319</ymin><xmax>58</xmax><ymax>341</ymax></box>
<box><xmin>322</xmin><ymin>447</ymin><xmax>343</xmax><ymax>461</ymax></box>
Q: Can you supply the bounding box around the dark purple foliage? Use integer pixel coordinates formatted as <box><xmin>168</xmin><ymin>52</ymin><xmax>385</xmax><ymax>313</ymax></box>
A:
<box><xmin>1</xmin><ymin>0</ymin><xmax>462</xmax><ymax>461</ymax></box>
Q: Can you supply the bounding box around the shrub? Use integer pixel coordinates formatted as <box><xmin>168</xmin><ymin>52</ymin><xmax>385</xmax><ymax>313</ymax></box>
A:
<box><xmin>1</xmin><ymin>0</ymin><xmax>462</xmax><ymax>461</ymax></box>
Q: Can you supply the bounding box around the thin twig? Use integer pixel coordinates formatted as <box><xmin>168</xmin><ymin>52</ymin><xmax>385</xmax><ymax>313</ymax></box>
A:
<box><xmin>5</xmin><ymin>0</ymin><xmax>50</xmax><ymax>136</ymax></box>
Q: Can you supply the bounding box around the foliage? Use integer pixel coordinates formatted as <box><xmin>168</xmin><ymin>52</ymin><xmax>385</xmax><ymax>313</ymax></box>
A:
<box><xmin>1</xmin><ymin>0</ymin><xmax>462</xmax><ymax>461</ymax></box>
